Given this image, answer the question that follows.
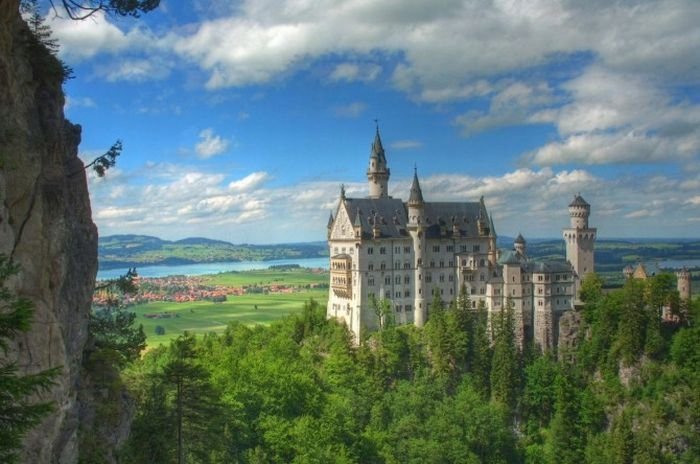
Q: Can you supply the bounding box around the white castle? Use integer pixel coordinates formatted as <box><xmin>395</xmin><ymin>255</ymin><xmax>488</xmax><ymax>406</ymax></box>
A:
<box><xmin>326</xmin><ymin>128</ymin><xmax>596</xmax><ymax>350</ymax></box>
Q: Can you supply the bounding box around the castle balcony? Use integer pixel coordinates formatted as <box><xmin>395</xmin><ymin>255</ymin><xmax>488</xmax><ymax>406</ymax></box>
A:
<box><xmin>331</xmin><ymin>254</ymin><xmax>352</xmax><ymax>297</ymax></box>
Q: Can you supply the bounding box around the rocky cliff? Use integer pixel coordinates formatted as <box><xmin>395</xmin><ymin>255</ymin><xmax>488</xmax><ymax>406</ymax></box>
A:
<box><xmin>0</xmin><ymin>1</ymin><xmax>98</xmax><ymax>462</ymax></box>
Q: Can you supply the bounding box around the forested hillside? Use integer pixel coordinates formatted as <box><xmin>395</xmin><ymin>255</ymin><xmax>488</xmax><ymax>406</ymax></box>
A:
<box><xmin>101</xmin><ymin>273</ymin><xmax>700</xmax><ymax>464</ymax></box>
<box><xmin>98</xmin><ymin>235</ymin><xmax>327</xmax><ymax>269</ymax></box>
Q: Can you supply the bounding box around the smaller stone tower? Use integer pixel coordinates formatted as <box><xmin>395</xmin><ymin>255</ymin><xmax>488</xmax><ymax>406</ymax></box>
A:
<box><xmin>514</xmin><ymin>233</ymin><xmax>526</xmax><ymax>256</ymax></box>
<box><xmin>623</xmin><ymin>264</ymin><xmax>634</xmax><ymax>279</ymax></box>
<box><xmin>367</xmin><ymin>126</ymin><xmax>390</xmax><ymax>199</ymax></box>
<box><xmin>676</xmin><ymin>267</ymin><xmax>692</xmax><ymax>302</ymax></box>
<box><xmin>407</xmin><ymin>168</ymin><xmax>426</xmax><ymax>327</ymax></box>
<box><xmin>562</xmin><ymin>194</ymin><xmax>596</xmax><ymax>297</ymax></box>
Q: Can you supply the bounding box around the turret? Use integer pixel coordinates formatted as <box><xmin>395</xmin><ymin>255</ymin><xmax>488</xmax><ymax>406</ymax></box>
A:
<box><xmin>327</xmin><ymin>211</ymin><xmax>334</xmax><ymax>239</ymax></box>
<box><xmin>407</xmin><ymin>167</ymin><xmax>425</xmax><ymax>226</ymax></box>
<box><xmin>562</xmin><ymin>193</ymin><xmax>596</xmax><ymax>299</ymax></box>
<box><xmin>568</xmin><ymin>193</ymin><xmax>590</xmax><ymax>229</ymax></box>
<box><xmin>514</xmin><ymin>233</ymin><xmax>526</xmax><ymax>256</ymax></box>
<box><xmin>367</xmin><ymin>127</ymin><xmax>390</xmax><ymax>198</ymax></box>
<box><xmin>677</xmin><ymin>267</ymin><xmax>691</xmax><ymax>302</ymax></box>
<box><xmin>407</xmin><ymin>168</ymin><xmax>426</xmax><ymax>327</ymax></box>
<box><xmin>623</xmin><ymin>265</ymin><xmax>634</xmax><ymax>279</ymax></box>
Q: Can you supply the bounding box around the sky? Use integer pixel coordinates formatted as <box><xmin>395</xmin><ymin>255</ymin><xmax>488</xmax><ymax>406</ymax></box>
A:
<box><xmin>45</xmin><ymin>0</ymin><xmax>700</xmax><ymax>243</ymax></box>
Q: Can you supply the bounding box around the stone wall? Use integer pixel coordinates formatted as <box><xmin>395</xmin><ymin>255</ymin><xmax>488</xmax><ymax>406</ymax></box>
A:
<box><xmin>0</xmin><ymin>1</ymin><xmax>97</xmax><ymax>462</ymax></box>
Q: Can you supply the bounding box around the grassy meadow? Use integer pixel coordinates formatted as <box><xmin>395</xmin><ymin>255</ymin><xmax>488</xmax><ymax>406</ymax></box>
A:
<box><xmin>131</xmin><ymin>268</ymin><xmax>328</xmax><ymax>346</ymax></box>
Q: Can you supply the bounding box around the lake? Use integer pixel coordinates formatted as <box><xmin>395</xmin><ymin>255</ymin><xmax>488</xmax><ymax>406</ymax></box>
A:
<box><xmin>97</xmin><ymin>257</ymin><xmax>329</xmax><ymax>280</ymax></box>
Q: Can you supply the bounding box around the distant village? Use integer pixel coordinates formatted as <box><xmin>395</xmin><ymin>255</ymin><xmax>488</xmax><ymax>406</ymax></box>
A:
<box><xmin>92</xmin><ymin>273</ymin><xmax>328</xmax><ymax>310</ymax></box>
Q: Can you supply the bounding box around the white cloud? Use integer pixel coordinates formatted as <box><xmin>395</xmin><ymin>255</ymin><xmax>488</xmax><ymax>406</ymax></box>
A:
<box><xmin>195</xmin><ymin>128</ymin><xmax>231</xmax><ymax>159</ymax></box>
<box><xmin>390</xmin><ymin>140</ymin><xmax>423</xmax><ymax>150</ymax></box>
<box><xmin>329</xmin><ymin>62</ymin><xmax>381</xmax><ymax>82</ymax></box>
<box><xmin>95</xmin><ymin>58</ymin><xmax>172</xmax><ymax>82</ymax></box>
<box><xmin>334</xmin><ymin>102</ymin><xmax>366</xmax><ymax>118</ymax></box>
<box><xmin>65</xmin><ymin>96</ymin><xmax>96</xmax><ymax>109</ymax></box>
<box><xmin>228</xmin><ymin>172</ymin><xmax>270</xmax><ymax>191</ymax></box>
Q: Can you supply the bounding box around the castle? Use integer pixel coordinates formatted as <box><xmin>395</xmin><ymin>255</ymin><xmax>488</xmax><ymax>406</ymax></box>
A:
<box><xmin>327</xmin><ymin>128</ymin><xmax>596</xmax><ymax>350</ymax></box>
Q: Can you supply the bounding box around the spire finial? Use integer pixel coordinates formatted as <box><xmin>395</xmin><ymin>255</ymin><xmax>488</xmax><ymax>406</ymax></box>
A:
<box><xmin>340</xmin><ymin>183</ymin><xmax>346</xmax><ymax>200</ymax></box>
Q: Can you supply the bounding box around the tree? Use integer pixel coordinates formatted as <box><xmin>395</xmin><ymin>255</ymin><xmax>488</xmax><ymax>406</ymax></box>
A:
<box><xmin>46</xmin><ymin>0</ymin><xmax>160</xmax><ymax>20</ymax></box>
<box><xmin>470</xmin><ymin>299</ymin><xmax>492</xmax><ymax>397</ymax></box>
<box><xmin>0</xmin><ymin>256</ymin><xmax>59</xmax><ymax>463</ymax></box>
<box><xmin>163</xmin><ymin>333</ymin><xmax>225</xmax><ymax>464</ymax></box>
<box><xmin>370</xmin><ymin>294</ymin><xmax>393</xmax><ymax>331</ymax></box>
<box><xmin>490</xmin><ymin>298</ymin><xmax>520</xmax><ymax>411</ymax></box>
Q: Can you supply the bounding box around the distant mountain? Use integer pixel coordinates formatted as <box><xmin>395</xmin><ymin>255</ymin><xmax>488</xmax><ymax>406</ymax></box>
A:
<box><xmin>98</xmin><ymin>235</ymin><xmax>328</xmax><ymax>270</ymax></box>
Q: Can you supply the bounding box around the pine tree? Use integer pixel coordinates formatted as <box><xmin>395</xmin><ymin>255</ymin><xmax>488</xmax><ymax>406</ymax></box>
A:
<box><xmin>0</xmin><ymin>256</ymin><xmax>59</xmax><ymax>463</ymax></box>
<box><xmin>470</xmin><ymin>299</ymin><xmax>492</xmax><ymax>397</ymax></box>
<box><xmin>490</xmin><ymin>298</ymin><xmax>520</xmax><ymax>411</ymax></box>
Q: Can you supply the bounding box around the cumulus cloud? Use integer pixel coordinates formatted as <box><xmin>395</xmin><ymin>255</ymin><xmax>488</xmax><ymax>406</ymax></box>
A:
<box><xmin>195</xmin><ymin>128</ymin><xmax>231</xmax><ymax>159</ymax></box>
<box><xmin>329</xmin><ymin>62</ymin><xmax>382</xmax><ymax>82</ymax></box>
<box><xmin>87</xmin><ymin>159</ymin><xmax>700</xmax><ymax>242</ymax></box>
<box><xmin>334</xmin><ymin>102</ymin><xmax>367</xmax><ymax>118</ymax></box>
<box><xmin>64</xmin><ymin>96</ymin><xmax>96</xmax><ymax>109</ymax></box>
<box><xmin>391</xmin><ymin>140</ymin><xmax>423</xmax><ymax>150</ymax></box>
<box><xmin>94</xmin><ymin>58</ymin><xmax>173</xmax><ymax>82</ymax></box>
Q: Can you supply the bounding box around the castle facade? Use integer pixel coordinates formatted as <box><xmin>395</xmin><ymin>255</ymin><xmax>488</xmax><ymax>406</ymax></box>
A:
<box><xmin>327</xmin><ymin>129</ymin><xmax>596</xmax><ymax>350</ymax></box>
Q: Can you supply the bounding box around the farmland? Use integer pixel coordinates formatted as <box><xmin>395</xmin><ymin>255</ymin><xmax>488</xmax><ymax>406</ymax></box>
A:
<box><xmin>123</xmin><ymin>267</ymin><xmax>328</xmax><ymax>346</ymax></box>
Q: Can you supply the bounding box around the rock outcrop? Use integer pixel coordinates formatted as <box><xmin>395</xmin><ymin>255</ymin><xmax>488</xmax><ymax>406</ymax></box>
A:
<box><xmin>0</xmin><ymin>1</ymin><xmax>97</xmax><ymax>462</ymax></box>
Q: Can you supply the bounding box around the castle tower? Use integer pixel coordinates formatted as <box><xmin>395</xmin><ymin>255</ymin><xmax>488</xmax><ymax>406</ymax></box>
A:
<box><xmin>407</xmin><ymin>168</ymin><xmax>426</xmax><ymax>327</ymax></box>
<box><xmin>514</xmin><ymin>233</ymin><xmax>526</xmax><ymax>256</ymax></box>
<box><xmin>562</xmin><ymin>194</ymin><xmax>596</xmax><ymax>293</ymax></box>
<box><xmin>677</xmin><ymin>267</ymin><xmax>691</xmax><ymax>302</ymax></box>
<box><xmin>367</xmin><ymin>126</ymin><xmax>390</xmax><ymax>198</ymax></box>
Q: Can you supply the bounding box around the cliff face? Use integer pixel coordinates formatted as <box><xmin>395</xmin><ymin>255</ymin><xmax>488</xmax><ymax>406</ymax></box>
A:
<box><xmin>0</xmin><ymin>1</ymin><xmax>98</xmax><ymax>462</ymax></box>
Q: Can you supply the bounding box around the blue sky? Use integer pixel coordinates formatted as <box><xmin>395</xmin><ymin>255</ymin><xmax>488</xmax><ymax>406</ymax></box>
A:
<box><xmin>46</xmin><ymin>0</ymin><xmax>700</xmax><ymax>243</ymax></box>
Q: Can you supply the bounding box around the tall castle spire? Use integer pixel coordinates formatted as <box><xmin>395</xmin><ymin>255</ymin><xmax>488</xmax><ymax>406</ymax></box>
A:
<box><xmin>367</xmin><ymin>125</ymin><xmax>390</xmax><ymax>198</ymax></box>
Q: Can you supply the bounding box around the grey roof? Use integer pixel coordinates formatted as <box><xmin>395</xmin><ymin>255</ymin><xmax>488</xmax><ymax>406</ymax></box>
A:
<box><xmin>423</xmin><ymin>201</ymin><xmax>484</xmax><ymax>239</ymax></box>
<box><xmin>408</xmin><ymin>169</ymin><xmax>424</xmax><ymax>205</ymax></box>
<box><xmin>342</xmin><ymin>196</ymin><xmax>488</xmax><ymax>240</ymax></box>
<box><xmin>344</xmin><ymin>197</ymin><xmax>409</xmax><ymax>239</ymax></box>
<box><xmin>327</xmin><ymin>211</ymin><xmax>334</xmax><ymax>228</ymax></box>
<box><xmin>569</xmin><ymin>194</ymin><xmax>590</xmax><ymax>208</ymax></box>
<box><xmin>525</xmin><ymin>260</ymin><xmax>573</xmax><ymax>274</ymax></box>
<box><xmin>499</xmin><ymin>249</ymin><xmax>525</xmax><ymax>265</ymax></box>
<box><xmin>514</xmin><ymin>233</ymin><xmax>526</xmax><ymax>244</ymax></box>
<box><xmin>370</xmin><ymin>128</ymin><xmax>386</xmax><ymax>164</ymax></box>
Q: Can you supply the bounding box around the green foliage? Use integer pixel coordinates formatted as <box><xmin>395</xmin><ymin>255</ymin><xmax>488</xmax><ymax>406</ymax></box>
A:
<box><xmin>20</xmin><ymin>0</ymin><xmax>74</xmax><ymax>83</ymax></box>
<box><xmin>52</xmin><ymin>0</ymin><xmax>160</xmax><ymax>19</ymax></box>
<box><xmin>490</xmin><ymin>298</ymin><xmax>520</xmax><ymax>411</ymax></box>
<box><xmin>0</xmin><ymin>256</ymin><xmax>58</xmax><ymax>463</ymax></box>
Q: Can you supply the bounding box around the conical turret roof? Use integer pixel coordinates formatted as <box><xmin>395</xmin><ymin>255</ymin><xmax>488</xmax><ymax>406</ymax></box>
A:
<box><xmin>515</xmin><ymin>233</ymin><xmax>526</xmax><ymax>244</ymax></box>
<box><xmin>370</xmin><ymin>126</ymin><xmax>386</xmax><ymax>163</ymax></box>
<box><xmin>569</xmin><ymin>193</ymin><xmax>589</xmax><ymax>207</ymax></box>
<box><xmin>408</xmin><ymin>168</ymin><xmax>424</xmax><ymax>206</ymax></box>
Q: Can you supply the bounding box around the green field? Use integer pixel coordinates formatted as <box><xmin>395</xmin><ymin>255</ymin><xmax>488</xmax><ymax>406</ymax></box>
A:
<box><xmin>134</xmin><ymin>289</ymin><xmax>328</xmax><ymax>346</ymax></box>
<box><xmin>201</xmin><ymin>269</ymin><xmax>328</xmax><ymax>287</ymax></box>
<box><xmin>131</xmin><ymin>267</ymin><xmax>329</xmax><ymax>346</ymax></box>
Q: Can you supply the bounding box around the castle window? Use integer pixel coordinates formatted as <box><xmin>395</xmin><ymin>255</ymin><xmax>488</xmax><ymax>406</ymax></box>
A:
<box><xmin>334</xmin><ymin>247</ymin><xmax>338</xmax><ymax>254</ymax></box>
<box><xmin>449</xmin><ymin>288</ymin><xmax>453</xmax><ymax>295</ymax></box>
<box><xmin>395</xmin><ymin>246</ymin><xmax>401</xmax><ymax>254</ymax></box>
<box><xmin>380</xmin><ymin>247</ymin><xmax>386</xmax><ymax>255</ymax></box>
<box><xmin>404</xmin><ymin>276</ymin><xmax>410</xmax><ymax>284</ymax></box>
<box><xmin>368</xmin><ymin>278</ymin><xmax>375</xmax><ymax>286</ymax></box>
<box><xmin>404</xmin><ymin>290</ymin><xmax>410</xmax><ymax>297</ymax></box>
<box><xmin>448</xmin><ymin>275</ymin><xmax>454</xmax><ymax>282</ymax></box>
<box><xmin>368</xmin><ymin>247</ymin><xmax>374</xmax><ymax>255</ymax></box>
<box><xmin>448</xmin><ymin>260</ymin><xmax>453</xmax><ymax>267</ymax></box>
<box><xmin>462</xmin><ymin>259</ymin><xmax>467</xmax><ymax>266</ymax></box>
<box><xmin>395</xmin><ymin>305</ymin><xmax>402</xmax><ymax>312</ymax></box>
<box><xmin>433</xmin><ymin>245</ymin><xmax>440</xmax><ymax>252</ymax></box>
<box><xmin>395</xmin><ymin>261</ymin><xmax>401</xmax><ymax>269</ymax></box>
<box><xmin>380</xmin><ymin>263</ymin><xmax>386</xmax><ymax>270</ymax></box>
<box><xmin>460</xmin><ymin>245</ymin><xmax>467</xmax><ymax>252</ymax></box>
<box><xmin>430</xmin><ymin>261</ymin><xmax>435</xmax><ymax>268</ymax></box>
<box><xmin>480</xmin><ymin>274</ymin><xmax>485</xmax><ymax>281</ymax></box>
<box><xmin>472</xmin><ymin>301</ymin><xmax>476</xmax><ymax>308</ymax></box>
<box><xmin>512</xmin><ymin>276</ymin><xmax>515</xmax><ymax>282</ymax></box>
<box><xmin>417</xmin><ymin>258</ymin><xmax>422</xmax><ymax>266</ymax></box>
<box><xmin>405</xmin><ymin>304</ymin><xmax>412</xmax><ymax>312</ymax></box>
<box><xmin>368</xmin><ymin>264</ymin><xmax>374</xmax><ymax>271</ymax></box>
<box><xmin>404</xmin><ymin>246</ymin><xmax>411</xmax><ymax>253</ymax></box>
<box><xmin>395</xmin><ymin>291</ymin><xmax>401</xmax><ymax>298</ymax></box>
<box><xmin>480</xmin><ymin>288</ymin><xmax>485</xmax><ymax>295</ymax></box>
<box><xmin>385</xmin><ymin>276</ymin><xmax>391</xmax><ymax>285</ymax></box>
<box><xmin>426</xmin><ymin>274</ymin><xmax>432</xmax><ymax>283</ymax></box>
<box><xmin>404</xmin><ymin>262</ymin><xmax>410</xmax><ymax>269</ymax></box>
<box><xmin>446</xmin><ymin>245</ymin><xmax>454</xmax><ymax>252</ymax></box>
<box><xmin>440</xmin><ymin>261</ymin><xmax>444</xmax><ymax>268</ymax></box>
<box><xmin>470</xmin><ymin>287</ymin><xmax>475</xmax><ymax>295</ymax></box>
<box><xmin>479</xmin><ymin>259</ymin><xmax>485</xmax><ymax>267</ymax></box>
<box><xmin>369</xmin><ymin>292</ymin><xmax>375</xmax><ymax>299</ymax></box>
<box><xmin>395</xmin><ymin>276</ymin><xmax>401</xmax><ymax>284</ymax></box>
<box><xmin>513</xmin><ymin>289</ymin><xmax>516</xmax><ymax>295</ymax></box>
<box><xmin>473</xmin><ymin>245</ymin><xmax>480</xmax><ymax>252</ymax></box>
<box><xmin>439</xmin><ymin>274</ymin><xmax>445</xmax><ymax>282</ymax></box>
